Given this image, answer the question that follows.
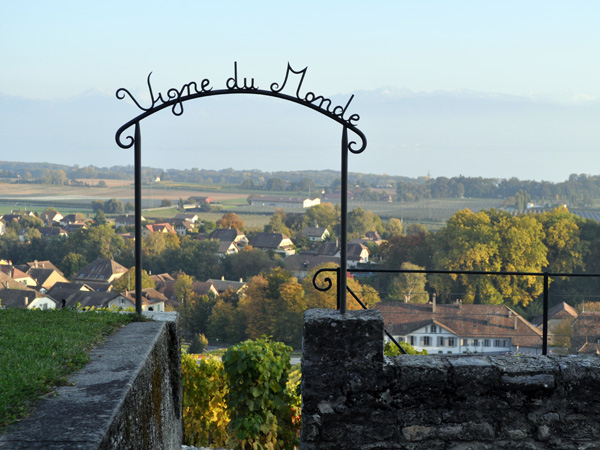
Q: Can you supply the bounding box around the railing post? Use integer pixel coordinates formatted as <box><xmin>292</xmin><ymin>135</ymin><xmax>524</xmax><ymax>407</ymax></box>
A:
<box><xmin>542</xmin><ymin>272</ymin><xmax>549</xmax><ymax>355</ymax></box>
<box><xmin>339</xmin><ymin>126</ymin><xmax>348</xmax><ymax>314</ymax></box>
<box><xmin>134</xmin><ymin>122</ymin><xmax>143</xmax><ymax>316</ymax></box>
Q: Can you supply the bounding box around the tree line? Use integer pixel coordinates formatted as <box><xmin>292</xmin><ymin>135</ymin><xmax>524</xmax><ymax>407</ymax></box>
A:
<box><xmin>396</xmin><ymin>173</ymin><xmax>600</xmax><ymax>207</ymax></box>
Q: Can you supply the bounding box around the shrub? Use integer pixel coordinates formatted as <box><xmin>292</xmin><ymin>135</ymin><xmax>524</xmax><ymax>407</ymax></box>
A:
<box><xmin>181</xmin><ymin>354</ymin><xmax>229</xmax><ymax>447</ymax></box>
<box><xmin>187</xmin><ymin>333</ymin><xmax>209</xmax><ymax>354</ymax></box>
<box><xmin>384</xmin><ymin>340</ymin><xmax>428</xmax><ymax>356</ymax></box>
<box><xmin>222</xmin><ymin>337</ymin><xmax>300</xmax><ymax>450</ymax></box>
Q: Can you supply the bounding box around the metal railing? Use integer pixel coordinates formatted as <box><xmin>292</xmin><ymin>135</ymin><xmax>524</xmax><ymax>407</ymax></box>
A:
<box><xmin>313</xmin><ymin>266</ymin><xmax>600</xmax><ymax>355</ymax></box>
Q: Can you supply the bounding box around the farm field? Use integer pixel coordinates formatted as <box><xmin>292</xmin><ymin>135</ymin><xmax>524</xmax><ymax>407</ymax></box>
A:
<box><xmin>0</xmin><ymin>179</ymin><xmax>510</xmax><ymax>229</ymax></box>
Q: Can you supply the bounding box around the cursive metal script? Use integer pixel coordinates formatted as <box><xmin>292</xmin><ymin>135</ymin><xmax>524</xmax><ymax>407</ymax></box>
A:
<box><xmin>116</xmin><ymin>62</ymin><xmax>360</xmax><ymax>127</ymax></box>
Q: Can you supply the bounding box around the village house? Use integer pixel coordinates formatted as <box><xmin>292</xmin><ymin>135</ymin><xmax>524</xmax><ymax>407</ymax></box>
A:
<box><xmin>301</xmin><ymin>226</ymin><xmax>330</xmax><ymax>242</ymax></box>
<box><xmin>375</xmin><ymin>301</ymin><xmax>543</xmax><ymax>355</ymax></box>
<box><xmin>168</xmin><ymin>218</ymin><xmax>195</xmax><ymax>236</ymax></box>
<box><xmin>123</xmin><ymin>288</ymin><xmax>167</xmax><ymax>312</ymax></box>
<box><xmin>571</xmin><ymin>311</ymin><xmax>600</xmax><ymax>354</ymax></box>
<box><xmin>60</xmin><ymin>213</ymin><xmax>85</xmax><ymax>227</ymax></box>
<box><xmin>206</xmin><ymin>277</ymin><xmax>247</xmax><ymax>296</ymax></box>
<box><xmin>247</xmin><ymin>195</ymin><xmax>321</xmax><ymax>209</ymax></box>
<box><xmin>144</xmin><ymin>222</ymin><xmax>177</xmax><ymax>236</ymax></box>
<box><xmin>174</xmin><ymin>213</ymin><xmax>199</xmax><ymax>223</ymax></box>
<box><xmin>208</xmin><ymin>228</ymin><xmax>248</xmax><ymax>247</ymax></box>
<box><xmin>48</xmin><ymin>287</ymin><xmax>132</xmax><ymax>310</ymax></box>
<box><xmin>115</xmin><ymin>214</ymin><xmax>146</xmax><ymax>228</ymax></box>
<box><xmin>39</xmin><ymin>226</ymin><xmax>68</xmax><ymax>238</ymax></box>
<box><xmin>190</xmin><ymin>281</ymin><xmax>220</xmax><ymax>298</ymax></box>
<box><xmin>26</xmin><ymin>267</ymin><xmax>69</xmax><ymax>292</ymax></box>
<box><xmin>0</xmin><ymin>265</ymin><xmax>37</xmax><ymax>287</ymax></box>
<box><xmin>0</xmin><ymin>288</ymin><xmax>56</xmax><ymax>310</ymax></box>
<box><xmin>283</xmin><ymin>254</ymin><xmax>340</xmax><ymax>280</ymax></box>
<box><xmin>72</xmin><ymin>258</ymin><xmax>128</xmax><ymax>290</ymax></box>
<box><xmin>40</xmin><ymin>210</ymin><xmax>64</xmax><ymax>226</ymax></box>
<box><xmin>249</xmin><ymin>232</ymin><xmax>295</xmax><ymax>256</ymax></box>
<box><xmin>314</xmin><ymin>241</ymin><xmax>369</xmax><ymax>266</ymax></box>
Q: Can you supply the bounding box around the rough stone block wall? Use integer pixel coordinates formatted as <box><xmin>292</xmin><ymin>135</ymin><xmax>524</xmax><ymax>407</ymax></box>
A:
<box><xmin>0</xmin><ymin>317</ymin><xmax>182</xmax><ymax>450</ymax></box>
<box><xmin>301</xmin><ymin>308</ymin><xmax>600</xmax><ymax>450</ymax></box>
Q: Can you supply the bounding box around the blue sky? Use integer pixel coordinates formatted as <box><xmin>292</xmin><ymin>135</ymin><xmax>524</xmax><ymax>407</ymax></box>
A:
<box><xmin>1</xmin><ymin>1</ymin><xmax>599</xmax><ymax>181</ymax></box>
<box><xmin>2</xmin><ymin>1</ymin><xmax>598</xmax><ymax>100</ymax></box>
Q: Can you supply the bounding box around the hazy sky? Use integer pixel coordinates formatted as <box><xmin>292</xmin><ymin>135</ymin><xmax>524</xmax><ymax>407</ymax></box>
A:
<box><xmin>1</xmin><ymin>1</ymin><xmax>599</xmax><ymax>181</ymax></box>
<box><xmin>2</xmin><ymin>1</ymin><xmax>598</xmax><ymax>100</ymax></box>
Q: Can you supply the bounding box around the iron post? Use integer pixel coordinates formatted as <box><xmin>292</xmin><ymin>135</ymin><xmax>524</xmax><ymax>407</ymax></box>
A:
<box><xmin>134</xmin><ymin>122</ymin><xmax>142</xmax><ymax>316</ymax></box>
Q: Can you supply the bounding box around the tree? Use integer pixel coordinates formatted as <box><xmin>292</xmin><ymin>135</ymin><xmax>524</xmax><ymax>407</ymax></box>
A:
<box><xmin>60</xmin><ymin>252</ymin><xmax>87</xmax><ymax>278</ymax></box>
<box><xmin>239</xmin><ymin>268</ymin><xmax>306</xmax><ymax>347</ymax></box>
<box><xmin>207</xmin><ymin>299</ymin><xmax>248</xmax><ymax>344</ymax></box>
<box><xmin>111</xmin><ymin>266</ymin><xmax>156</xmax><ymax>292</ymax></box>
<box><xmin>160</xmin><ymin>199</ymin><xmax>172</xmax><ymax>207</ymax></box>
<box><xmin>216</xmin><ymin>213</ymin><xmax>244</xmax><ymax>230</ymax></box>
<box><xmin>125</xmin><ymin>201</ymin><xmax>135</xmax><ymax>212</ymax></box>
<box><xmin>93</xmin><ymin>209</ymin><xmax>107</xmax><ymax>226</ymax></box>
<box><xmin>388</xmin><ymin>262</ymin><xmax>428</xmax><ymax>303</ymax></box>
<box><xmin>174</xmin><ymin>273</ymin><xmax>196</xmax><ymax>308</ymax></box>
<box><xmin>91</xmin><ymin>200</ymin><xmax>105</xmax><ymax>213</ymax></box>
<box><xmin>266</xmin><ymin>177</ymin><xmax>285</xmax><ymax>191</ymax></box>
<box><xmin>303</xmin><ymin>263</ymin><xmax>381</xmax><ymax>311</ymax></box>
<box><xmin>347</xmin><ymin>207</ymin><xmax>377</xmax><ymax>237</ymax></box>
<box><xmin>264</xmin><ymin>209</ymin><xmax>290</xmax><ymax>235</ymax></box>
<box><xmin>384</xmin><ymin>218</ymin><xmax>403</xmax><ymax>238</ymax></box>
<box><xmin>221</xmin><ymin>247</ymin><xmax>280</xmax><ymax>281</ymax></box>
<box><xmin>304</xmin><ymin>203</ymin><xmax>338</xmax><ymax>230</ymax></box>
<box><xmin>104</xmin><ymin>198</ymin><xmax>125</xmax><ymax>214</ymax></box>
<box><xmin>187</xmin><ymin>333</ymin><xmax>208</xmax><ymax>354</ymax></box>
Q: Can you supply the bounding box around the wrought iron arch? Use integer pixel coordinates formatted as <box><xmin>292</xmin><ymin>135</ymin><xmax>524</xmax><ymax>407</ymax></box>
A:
<box><xmin>116</xmin><ymin>62</ymin><xmax>366</xmax><ymax>315</ymax></box>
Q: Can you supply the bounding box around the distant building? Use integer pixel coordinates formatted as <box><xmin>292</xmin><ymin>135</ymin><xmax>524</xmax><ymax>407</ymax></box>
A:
<box><xmin>73</xmin><ymin>258</ymin><xmax>128</xmax><ymax>287</ymax></box>
<box><xmin>249</xmin><ymin>232</ymin><xmax>295</xmax><ymax>256</ymax></box>
<box><xmin>301</xmin><ymin>227</ymin><xmax>330</xmax><ymax>242</ymax></box>
<box><xmin>375</xmin><ymin>301</ymin><xmax>543</xmax><ymax>355</ymax></box>
<box><xmin>248</xmin><ymin>195</ymin><xmax>320</xmax><ymax>209</ymax></box>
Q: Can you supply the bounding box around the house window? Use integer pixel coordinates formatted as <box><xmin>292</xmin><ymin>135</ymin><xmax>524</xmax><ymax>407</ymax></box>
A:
<box><xmin>494</xmin><ymin>340</ymin><xmax>502</xmax><ymax>347</ymax></box>
<box><xmin>473</xmin><ymin>339</ymin><xmax>479</xmax><ymax>346</ymax></box>
<box><xmin>397</xmin><ymin>337</ymin><xmax>405</xmax><ymax>343</ymax></box>
<box><xmin>410</xmin><ymin>336</ymin><xmax>415</xmax><ymax>346</ymax></box>
<box><xmin>431</xmin><ymin>325</ymin><xmax>437</xmax><ymax>333</ymax></box>
<box><xmin>461</xmin><ymin>339</ymin><xmax>467</xmax><ymax>346</ymax></box>
<box><xmin>484</xmin><ymin>339</ymin><xmax>490</xmax><ymax>347</ymax></box>
<box><xmin>422</xmin><ymin>336</ymin><xmax>431</xmax><ymax>347</ymax></box>
<box><xmin>448</xmin><ymin>338</ymin><xmax>456</xmax><ymax>347</ymax></box>
<box><xmin>437</xmin><ymin>337</ymin><xmax>444</xmax><ymax>347</ymax></box>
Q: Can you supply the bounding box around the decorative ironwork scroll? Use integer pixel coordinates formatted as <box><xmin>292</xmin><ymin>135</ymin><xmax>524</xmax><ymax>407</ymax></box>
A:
<box><xmin>116</xmin><ymin>62</ymin><xmax>366</xmax><ymax>153</ymax></box>
<box><xmin>116</xmin><ymin>62</ymin><xmax>367</xmax><ymax>315</ymax></box>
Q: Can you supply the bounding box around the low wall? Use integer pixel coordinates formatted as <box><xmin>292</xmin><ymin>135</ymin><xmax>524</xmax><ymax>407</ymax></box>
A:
<box><xmin>301</xmin><ymin>309</ymin><xmax>600</xmax><ymax>450</ymax></box>
<box><xmin>0</xmin><ymin>313</ymin><xmax>182</xmax><ymax>450</ymax></box>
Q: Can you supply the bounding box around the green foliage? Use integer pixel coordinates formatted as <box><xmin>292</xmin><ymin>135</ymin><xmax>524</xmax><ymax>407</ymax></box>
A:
<box><xmin>384</xmin><ymin>341</ymin><xmax>428</xmax><ymax>356</ymax></box>
<box><xmin>388</xmin><ymin>262</ymin><xmax>428</xmax><ymax>303</ymax></box>
<box><xmin>111</xmin><ymin>266</ymin><xmax>155</xmax><ymax>292</ymax></box>
<box><xmin>181</xmin><ymin>354</ymin><xmax>230</xmax><ymax>447</ymax></box>
<box><xmin>222</xmin><ymin>337</ymin><xmax>300</xmax><ymax>450</ymax></box>
<box><xmin>187</xmin><ymin>333</ymin><xmax>208</xmax><ymax>354</ymax></box>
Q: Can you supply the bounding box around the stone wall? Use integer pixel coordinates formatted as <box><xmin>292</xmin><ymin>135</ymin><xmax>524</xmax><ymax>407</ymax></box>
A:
<box><xmin>0</xmin><ymin>314</ymin><xmax>182</xmax><ymax>450</ymax></box>
<box><xmin>301</xmin><ymin>309</ymin><xmax>600</xmax><ymax>450</ymax></box>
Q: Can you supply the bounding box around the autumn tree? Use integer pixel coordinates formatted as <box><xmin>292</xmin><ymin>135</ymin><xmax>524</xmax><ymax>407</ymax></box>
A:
<box><xmin>303</xmin><ymin>263</ymin><xmax>381</xmax><ymax>310</ymax></box>
<box><xmin>238</xmin><ymin>268</ymin><xmax>306</xmax><ymax>347</ymax></box>
<box><xmin>216</xmin><ymin>213</ymin><xmax>244</xmax><ymax>230</ymax></box>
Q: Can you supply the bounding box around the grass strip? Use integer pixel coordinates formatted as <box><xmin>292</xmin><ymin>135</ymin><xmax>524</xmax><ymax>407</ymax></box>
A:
<box><xmin>0</xmin><ymin>309</ymin><xmax>136</xmax><ymax>433</ymax></box>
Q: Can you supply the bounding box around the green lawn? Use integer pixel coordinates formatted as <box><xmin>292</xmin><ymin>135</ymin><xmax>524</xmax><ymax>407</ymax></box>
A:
<box><xmin>0</xmin><ymin>309</ymin><xmax>136</xmax><ymax>433</ymax></box>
